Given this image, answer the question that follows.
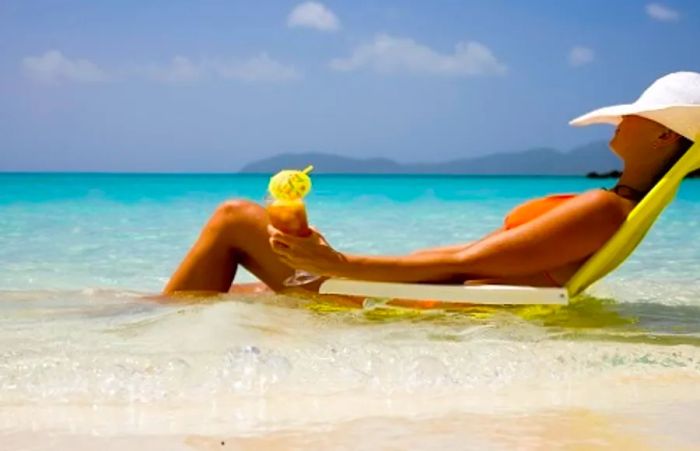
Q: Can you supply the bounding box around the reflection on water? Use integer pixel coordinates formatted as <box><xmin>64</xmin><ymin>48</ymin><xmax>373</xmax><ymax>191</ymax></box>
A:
<box><xmin>306</xmin><ymin>292</ymin><xmax>700</xmax><ymax>346</ymax></box>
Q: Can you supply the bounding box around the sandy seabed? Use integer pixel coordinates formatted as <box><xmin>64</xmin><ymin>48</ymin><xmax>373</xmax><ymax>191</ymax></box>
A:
<box><xmin>3</xmin><ymin>375</ymin><xmax>700</xmax><ymax>450</ymax></box>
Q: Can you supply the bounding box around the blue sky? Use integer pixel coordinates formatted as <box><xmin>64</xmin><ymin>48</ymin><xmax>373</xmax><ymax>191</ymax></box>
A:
<box><xmin>1</xmin><ymin>0</ymin><xmax>699</xmax><ymax>172</ymax></box>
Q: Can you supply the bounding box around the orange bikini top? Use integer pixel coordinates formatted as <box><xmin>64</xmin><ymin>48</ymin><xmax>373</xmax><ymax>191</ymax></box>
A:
<box><xmin>504</xmin><ymin>193</ymin><xmax>578</xmax><ymax>230</ymax></box>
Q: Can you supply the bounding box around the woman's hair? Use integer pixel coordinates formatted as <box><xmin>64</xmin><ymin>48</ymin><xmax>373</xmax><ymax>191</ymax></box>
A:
<box><xmin>679</xmin><ymin>136</ymin><xmax>697</xmax><ymax>180</ymax></box>
<box><xmin>652</xmin><ymin>135</ymin><xmax>695</xmax><ymax>185</ymax></box>
<box><xmin>678</xmin><ymin>136</ymin><xmax>694</xmax><ymax>153</ymax></box>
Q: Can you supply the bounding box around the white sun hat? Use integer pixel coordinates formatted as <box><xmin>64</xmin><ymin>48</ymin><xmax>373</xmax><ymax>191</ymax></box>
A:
<box><xmin>570</xmin><ymin>71</ymin><xmax>700</xmax><ymax>141</ymax></box>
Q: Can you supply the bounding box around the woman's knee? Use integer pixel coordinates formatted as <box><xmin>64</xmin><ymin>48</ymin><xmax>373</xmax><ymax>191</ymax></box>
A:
<box><xmin>211</xmin><ymin>199</ymin><xmax>265</xmax><ymax>230</ymax></box>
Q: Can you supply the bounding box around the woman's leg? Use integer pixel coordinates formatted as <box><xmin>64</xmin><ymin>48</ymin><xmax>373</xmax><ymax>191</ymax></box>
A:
<box><xmin>163</xmin><ymin>199</ymin><xmax>311</xmax><ymax>294</ymax></box>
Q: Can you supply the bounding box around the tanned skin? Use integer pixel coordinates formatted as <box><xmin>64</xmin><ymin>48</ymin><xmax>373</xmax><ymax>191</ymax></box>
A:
<box><xmin>164</xmin><ymin>116</ymin><xmax>686</xmax><ymax>297</ymax></box>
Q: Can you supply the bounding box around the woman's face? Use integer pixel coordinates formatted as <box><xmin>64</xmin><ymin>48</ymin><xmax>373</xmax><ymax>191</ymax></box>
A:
<box><xmin>609</xmin><ymin>115</ymin><xmax>671</xmax><ymax>160</ymax></box>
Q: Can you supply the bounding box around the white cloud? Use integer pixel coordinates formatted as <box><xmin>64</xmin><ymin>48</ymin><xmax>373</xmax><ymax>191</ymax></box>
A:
<box><xmin>568</xmin><ymin>46</ymin><xmax>595</xmax><ymax>67</ymax></box>
<box><xmin>144</xmin><ymin>56</ymin><xmax>203</xmax><ymax>84</ymax></box>
<box><xmin>23</xmin><ymin>51</ymin><xmax>300</xmax><ymax>85</ymax></box>
<box><xmin>329</xmin><ymin>34</ymin><xmax>507</xmax><ymax>77</ymax></box>
<box><xmin>22</xmin><ymin>50</ymin><xmax>110</xmax><ymax>84</ymax></box>
<box><xmin>645</xmin><ymin>3</ymin><xmax>680</xmax><ymax>22</ymax></box>
<box><xmin>287</xmin><ymin>1</ymin><xmax>340</xmax><ymax>32</ymax></box>
<box><xmin>213</xmin><ymin>53</ymin><xmax>300</xmax><ymax>82</ymax></box>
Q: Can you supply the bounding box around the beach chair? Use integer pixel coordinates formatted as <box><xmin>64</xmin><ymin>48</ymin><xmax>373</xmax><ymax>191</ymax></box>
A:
<box><xmin>318</xmin><ymin>136</ymin><xmax>700</xmax><ymax>306</ymax></box>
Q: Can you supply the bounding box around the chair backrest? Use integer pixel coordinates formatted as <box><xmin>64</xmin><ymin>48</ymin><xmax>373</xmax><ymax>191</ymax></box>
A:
<box><xmin>566</xmin><ymin>136</ymin><xmax>700</xmax><ymax>297</ymax></box>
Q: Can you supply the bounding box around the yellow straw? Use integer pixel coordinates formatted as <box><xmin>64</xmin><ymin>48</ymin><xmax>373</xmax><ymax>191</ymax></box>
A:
<box><xmin>302</xmin><ymin>165</ymin><xmax>314</xmax><ymax>174</ymax></box>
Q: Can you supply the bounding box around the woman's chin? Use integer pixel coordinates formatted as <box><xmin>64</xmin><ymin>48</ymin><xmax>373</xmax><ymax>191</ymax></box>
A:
<box><xmin>608</xmin><ymin>140</ymin><xmax>624</xmax><ymax>159</ymax></box>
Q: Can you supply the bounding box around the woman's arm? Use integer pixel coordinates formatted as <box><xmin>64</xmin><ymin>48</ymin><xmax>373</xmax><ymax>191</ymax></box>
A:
<box><xmin>270</xmin><ymin>190</ymin><xmax>628</xmax><ymax>283</ymax></box>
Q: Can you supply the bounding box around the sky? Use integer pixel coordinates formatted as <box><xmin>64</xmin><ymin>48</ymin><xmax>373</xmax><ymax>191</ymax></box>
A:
<box><xmin>1</xmin><ymin>0</ymin><xmax>699</xmax><ymax>172</ymax></box>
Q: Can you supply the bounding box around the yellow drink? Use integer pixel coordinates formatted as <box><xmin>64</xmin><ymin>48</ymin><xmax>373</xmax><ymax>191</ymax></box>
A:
<box><xmin>266</xmin><ymin>164</ymin><xmax>314</xmax><ymax>236</ymax></box>
<box><xmin>266</xmin><ymin>165</ymin><xmax>318</xmax><ymax>286</ymax></box>
<box><xmin>266</xmin><ymin>199</ymin><xmax>311</xmax><ymax>237</ymax></box>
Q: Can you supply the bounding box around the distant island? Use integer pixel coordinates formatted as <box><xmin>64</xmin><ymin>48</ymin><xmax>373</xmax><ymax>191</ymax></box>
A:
<box><xmin>586</xmin><ymin>170</ymin><xmax>622</xmax><ymax>179</ymax></box>
<box><xmin>241</xmin><ymin>141</ymin><xmax>700</xmax><ymax>177</ymax></box>
<box><xmin>241</xmin><ymin>141</ymin><xmax>623</xmax><ymax>175</ymax></box>
<box><xmin>586</xmin><ymin>169</ymin><xmax>700</xmax><ymax>178</ymax></box>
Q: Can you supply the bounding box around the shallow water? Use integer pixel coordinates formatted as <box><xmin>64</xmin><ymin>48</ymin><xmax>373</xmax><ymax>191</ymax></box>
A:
<box><xmin>1</xmin><ymin>174</ymin><xmax>700</xmax><ymax>449</ymax></box>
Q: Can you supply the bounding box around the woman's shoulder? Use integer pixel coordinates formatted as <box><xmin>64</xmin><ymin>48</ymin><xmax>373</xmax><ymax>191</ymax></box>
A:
<box><xmin>580</xmin><ymin>188</ymin><xmax>636</xmax><ymax>217</ymax></box>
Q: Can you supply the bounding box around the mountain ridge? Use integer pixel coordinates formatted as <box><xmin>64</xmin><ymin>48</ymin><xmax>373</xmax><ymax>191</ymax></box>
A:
<box><xmin>240</xmin><ymin>141</ymin><xmax>621</xmax><ymax>175</ymax></box>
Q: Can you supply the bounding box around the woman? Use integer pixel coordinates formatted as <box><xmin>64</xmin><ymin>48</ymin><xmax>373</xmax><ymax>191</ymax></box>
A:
<box><xmin>163</xmin><ymin>71</ymin><xmax>699</xmax><ymax>296</ymax></box>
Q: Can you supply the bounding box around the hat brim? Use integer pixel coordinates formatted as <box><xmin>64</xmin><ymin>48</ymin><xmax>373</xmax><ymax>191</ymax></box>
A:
<box><xmin>569</xmin><ymin>103</ymin><xmax>638</xmax><ymax>127</ymax></box>
<box><xmin>570</xmin><ymin>103</ymin><xmax>700</xmax><ymax>141</ymax></box>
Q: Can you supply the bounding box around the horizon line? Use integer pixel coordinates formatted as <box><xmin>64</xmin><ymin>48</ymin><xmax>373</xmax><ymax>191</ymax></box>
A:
<box><xmin>0</xmin><ymin>171</ymin><xmax>618</xmax><ymax>177</ymax></box>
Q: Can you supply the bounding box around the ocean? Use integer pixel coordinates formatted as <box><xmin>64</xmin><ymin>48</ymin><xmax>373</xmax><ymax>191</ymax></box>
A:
<box><xmin>1</xmin><ymin>173</ymin><xmax>700</xmax><ymax>449</ymax></box>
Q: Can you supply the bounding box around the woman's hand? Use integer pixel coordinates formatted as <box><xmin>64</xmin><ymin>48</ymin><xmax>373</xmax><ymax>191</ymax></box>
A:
<box><xmin>268</xmin><ymin>225</ymin><xmax>347</xmax><ymax>276</ymax></box>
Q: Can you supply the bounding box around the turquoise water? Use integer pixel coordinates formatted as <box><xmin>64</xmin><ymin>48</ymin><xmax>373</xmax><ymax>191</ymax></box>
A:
<box><xmin>1</xmin><ymin>173</ymin><xmax>700</xmax><ymax>448</ymax></box>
